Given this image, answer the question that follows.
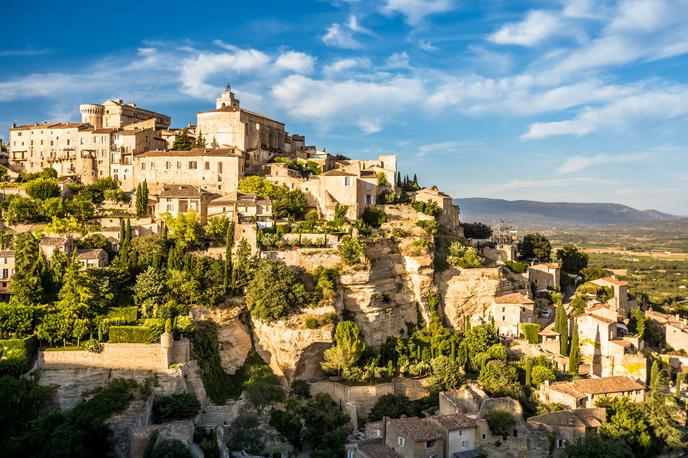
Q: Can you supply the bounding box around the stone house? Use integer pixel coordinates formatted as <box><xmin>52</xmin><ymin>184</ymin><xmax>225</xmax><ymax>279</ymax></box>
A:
<box><xmin>491</xmin><ymin>292</ymin><xmax>535</xmax><ymax>338</ymax></box>
<box><xmin>646</xmin><ymin>310</ymin><xmax>688</xmax><ymax>352</ymax></box>
<box><xmin>153</xmin><ymin>184</ymin><xmax>216</xmax><ymax>223</ymax></box>
<box><xmin>414</xmin><ymin>188</ymin><xmax>460</xmax><ymax>231</ymax></box>
<box><xmin>133</xmin><ymin>148</ymin><xmax>244</xmax><ymax>195</ymax></box>
<box><xmin>591</xmin><ymin>277</ymin><xmax>631</xmax><ymax>320</ymax></box>
<box><xmin>76</xmin><ymin>248</ymin><xmax>109</xmax><ymax>268</ymax></box>
<box><xmin>264</xmin><ymin>162</ymin><xmax>303</xmax><ymax>190</ymax></box>
<box><xmin>79</xmin><ymin>99</ymin><xmax>170</xmax><ymax>130</ymax></box>
<box><xmin>428</xmin><ymin>414</ymin><xmax>478</xmax><ymax>457</ymax></box>
<box><xmin>40</xmin><ymin>235</ymin><xmax>74</xmax><ymax>259</ymax></box>
<box><xmin>300</xmin><ymin>169</ymin><xmax>379</xmax><ymax>220</ymax></box>
<box><xmin>160</xmin><ymin>126</ymin><xmax>196</xmax><ymax>150</ymax></box>
<box><xmin>538</xmin><ymin>376</ymin><xmax>645</xmax><ymax>409</ymax></box>
<box><xmin>335</xmin><ymin>155</ymin><xmax>398</xmax><ymax>188</ymax></box>
<box><xmin>384</xmin><ymin>417</ymin><xmax>445</xmax><ymax>458</ymax></box>
<box><xmin>526</xmin><ymin>408</ymin><xmax>606</xmax><ymax>456</ymax></box>
<box><xmin>207</xmin><ymin>192</ymin><xmax>273</xmax><ymax>228</ymax></box>
<box><xmin>0</xmin><ymin>250</ymin><xmax>16</xmax><ymax>297</ymax></box>
<box><xmin>355</xmin><ymin>441</ymin><xmax>403</xmax><ymax>458</ymax></box>
<box><xmin>528</xmin><ymin>263</ymin><xmax>560</xmax><ymax>291</ymax></box>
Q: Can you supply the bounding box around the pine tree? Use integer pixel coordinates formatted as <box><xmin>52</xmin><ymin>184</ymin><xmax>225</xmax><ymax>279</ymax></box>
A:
<box><xmin>211</xmin><ymin>136</ymin><xmax>220</xmax><ymax>149</ymax></box>
<box><xmin>172</xmin><ymin>129</ymin><xmax>192</xmax><ymax>150</ymax></box>
<box><xmin>568</xmin><ymin>321</ymin><xmax>581</xmax><ymax>375</ymax></box>
<box><xmin>195</xmin><ymin>131</ymin><xmax>206</xmax><ymax>148</ymax></box>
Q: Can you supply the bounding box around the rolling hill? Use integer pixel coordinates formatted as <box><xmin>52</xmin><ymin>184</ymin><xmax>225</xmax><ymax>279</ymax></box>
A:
<box><xmin>456</xmin><ymin>198</ymin><xmax>681</xmax><ymax>228</ymax></box>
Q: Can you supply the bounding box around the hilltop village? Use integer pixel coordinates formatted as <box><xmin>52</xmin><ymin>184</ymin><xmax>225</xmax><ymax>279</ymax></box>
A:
<box><xmin>0</xmin><ymin>87</ymin><xmax>686</xmax><ymax>458</ymax></box>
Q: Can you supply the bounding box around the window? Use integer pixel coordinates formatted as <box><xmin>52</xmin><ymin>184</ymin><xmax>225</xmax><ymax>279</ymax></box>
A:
<box><xmin>2</xmin><ymin>269</ymin><xmax>8</xmax><ymax>279</ymax></box>
<box><xmin>461</xmin><ymin>440</ymin><xmax>468</xmax><ymax>448</ymax></box>
<box><xmin>217</xmin><ymin>162</ymin><xmax>223</xmax><ymax>173</ymax></box>
<box><xmin>166</xmin><ymin>204</ymin><xmax>173</xmax><ymax>211</ymax></box>
<box><xmin>189</xmin><ymin>161</ymin><xmax>197</xmax><ymax>169</ymax></box>
<box><xmin>366</xmin><ymin>182</ymin><xmax>372</xmax><ymax>191</ymax></box>
<box><xmin>482</xmin><ymin>434</ymin><xmax>486</xmax><ymax>439</ymax></box>
<box><xmin>346</xmin><ymin>451</ymin><xmax>354</xmax><ymax>458</ymax></box>
<box><xmin>502</xmin><ymin>306</ymin><xmax>505</xmax><ymax>312</ymax></box>
<box><xmin>426</xmin><ymin>440</ymin><xmax>436</xmax><ymax>448</ymax></box>
<box><xmin>166</xmin><ymin>161</ymin><xmax>171</xmax><ymax>170</ymax></box>
<box><xmin>459</xmin><ymin>430</ymin><xmax>462</xmax><ymax>436</ymax></box>
<box><xmin>177</xmin><ymin>161</ymin><xmax>181</xmax><ymax>169</ymax></box>
<box><xmin>204</xmin><ymin>161</ymin><xmax>210</xmax><ymax>170</ymax></box>
<box><xmin>344</xmin><ymin>177</ymin><xmax>351</xmax><ymax>186</ymax></box>
<box><xmin>557</xmin><ymin>439</ymin><xmax>565</xmax><ymax>448</ymax></box>
<box><xmin>141</xmin><ymin>162</ymin><xmax>146</xmax><ymax>170</ymax></box>
<box><xmin>397</xmin><ymin>436</ymin><xmax>405</xmax><ymax>447</ymax></box>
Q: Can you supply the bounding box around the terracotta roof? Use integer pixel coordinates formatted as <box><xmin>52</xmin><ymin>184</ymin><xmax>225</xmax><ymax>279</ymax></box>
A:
<box><xmin>431</xmin><ymin>413</ymin><xmax>477</xmax><ymax>430</ymax></box>
<box><xmin>387</xmin><ymin>417</ymin><xmax>442</xmax><ymax>442</ymax></box>
<box><xmin>11</xmin><ymin>122</ymin><xmax>89</xmax><ymax>131</ymax></box>
<box><xmin>77</xmin><ymin>248</ymin><xmax>106</xmax><ymax>260</ymax></box>
<box><xmin>527</xmin><ymin>408</ymin><xmax>605</xmax><ymax>429</ymax></box>
<box><xmin>530</xmin><ymin>263</ymin><xmax>560</xmax><ymax>271</ymax></box>
<box><xmin>135</xmin><ymin>148</ymin><xmax>240</xmax><ymax>158</ymax></box>
<box><xmin>538</xmin><ymin>323</ymin><xmax>560</xmax><ymax>336</ymax></box>
<box><xmin>549</xmin><ymin>376</ymin><xmax>644</xmax><ymax>399</ymax></box>
<box><xmin>208</xmin><ymin>192</ymin><xmax>271</xmax><ymax>207</ymax></box>
<box><xmin>609</xmin><ymin>339</ymin><xmax>633</xmax><ymax>348</ymax></box>
<box><xmin>321</xmin><ymin>169</ymin><xmax>357</xmax><ymax>177</ymax></box>
<box><xmin>595</xmin><ymin>277</ymin><xmax>629</xmax><ymax>287</ymax></box>
<box><xmin>416</xmin><ymin>187</ymin><xmax>452</xmax><ymax>198</ymax></box>
<box><xmin>159</xmin><ymin>184</ymin><xmax>203</xmax><ymax>198</ymax></box>
<box><xmin>360</xmin><ymin>170</ymin><xmax>377</xmax><ymax>177</ymax></box>
<box><xmin>40</xmin><ymin>236</ymin><xmax>70</xmax><ymax>246</ymax></box>
<box><xmin>586</xmin><ymin>313</ymin><xmax>617</xmax><ymax>325</ymax></box>
<box><xmin>0</xmin><ymin>250</ymin><xmax>16</xmax><ymax>257</ymax></box>
<box><xmin>494</xmin><ymin>292</ymin><xmax>534</xmax><ymax>305</ymax></box>
<box><xmin>358</xmin><ymin>442</ymin><xmax>403</xmax><ymax>458</ymax></box>
<box><xmin>92</xmin><ymin>128</ymin><xmax>119</xmax><ymax>134</ymax></box>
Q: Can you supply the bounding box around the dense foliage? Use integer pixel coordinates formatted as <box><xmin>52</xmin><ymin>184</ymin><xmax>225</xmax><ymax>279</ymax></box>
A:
<box><xmin>520</xmin><ymin>233</ymin><xmax>552</xmax><ymax>260</ymax></box>
<box><xmin>152</xmin><ymin>393</ymin><xmax>201</xmax><ymax>423</ymax></box>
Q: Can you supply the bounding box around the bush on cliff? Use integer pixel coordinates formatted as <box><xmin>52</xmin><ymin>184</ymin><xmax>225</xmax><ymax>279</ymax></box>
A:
<box><xmin>152</xmin><ymin>393</ymin><xmax>201</xmax><ymax>423</ymax></box>
<box><xmin>246</xmin><ymin>259</ymin><xmax>307</xmax><ymax>323</ymax></box>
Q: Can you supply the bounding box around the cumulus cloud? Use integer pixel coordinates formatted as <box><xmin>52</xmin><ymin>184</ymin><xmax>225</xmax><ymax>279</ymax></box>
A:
<box><xmin>323</xmin><ymin>57</ymin><xmax>371</xmax><ymax>76</ymax></box>
<box><xmin>416</xmin><ymin>141</ymin><xmax>460</xmax><ymax>157</ymax></box>
<box><xmin>274</xmin><ymin>51</ymin><xmax>315</xmax><ymax>73</ymax></box>
<box><xmin>322</xmin><ymin>23</ymin><xmax>362</xmax><ymax>49</ymax></box>
<box><xmin>489</xmin><ymin>10</ymin><xmax>563</xmax><ymax>46</ymax></box>
<box><xmin>386</xmin><ymin>51</ymin><xmax>410</xmax><ymax>67</ymax></box>
<box><xmin>381</xmin><ymin>0</ymin><xmax>455</xmax><ymax>26</ymax></box>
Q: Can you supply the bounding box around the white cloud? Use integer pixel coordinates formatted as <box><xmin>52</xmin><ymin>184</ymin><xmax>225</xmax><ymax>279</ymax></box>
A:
<box><xmin>179</xmin><ymin>49</ymin><xmax>271</xmax><ymax>98</ymax></box>
<box><xmin>556</xmin><ymin>153</ymin><xmax>649</xmax><ymax>174</ymax></box>
<box><xmin>522</xmin><ymin>85</ymin><xmax>688</xmax><ymax>139</ymax></box>
<box><xmin>322</xmin><ymin>23</ymin><xmax>362</xmax><ymax>49</ymax></box>
<box><xmin>386</xmin><ymin>51</ymin><xmax>410</xmax><ymax>67</ymax></box>
<box><xmin>274</xmin><ymin>51</ymin><xmax>315</xmax><ymax>73</ymax></box>
<box><xmin>417</xmin><ymin>141</ymin><xmax>460</xmax><ymax>157</ymax></box>
<box><xmin>418</xmin><ymin>40</ymin><xmax>438</xmax><ymax>51</ymax></box>
<box><xmin>271</xmin><ymin>74</ymin><xmax>424</xmax><ymax>132</ymax></box>
<box><xmin>323</xmin><ymin>57</ymin><xmax>371</xmax><ymax>76</ymax></box>
<box><xmin>562</xmin><ymin>0</ymin><xmax>609</xmax><ymax>19</ymax></box>
<box><xmin>0</xmin><ymin>48</ymin><xmax>52</xmax><ymax>57</ymax></box>
<box><xmin>484</xmin><ymin>177</ymin><xmax>610</xmax><ymax>193</ymax></box>
<box><xmin>381</xmin><ymin>0</ymin><xmax>454</xmax><ymax>26</ymax></box>
<box><xmin>347</xmin><ymin>15</ymin><xmax>373</xmax><ymax>35</ymax></box>
<box><xmin>489</xmin><ymin>10</ymin><xmax>562</xmax><ymax>46</ymax></box>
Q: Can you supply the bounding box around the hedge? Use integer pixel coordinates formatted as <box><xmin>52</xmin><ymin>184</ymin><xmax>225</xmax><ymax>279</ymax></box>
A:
<box><xmin>108</xmin><ymin>326</ymin><xmax>158</xmax><ymax>344</ymax></box>
<box><xmin>106</xmin><ymin>307</ymin><xmax>138</xmax><ymax>325</ymax></box>
<box><xmin>504</xmin><ymin>261</ymin><xmax>528</xmax><ymax>274</ymax></box>
<box><xmin>0</xmin><ymin>335</ymin><xmax>38</xmax><ymax>377</ymax></box>
<box><xmin>521</xmin><ymin>323</ymin><xmax>541</xmax><ymax>344</ymax></box>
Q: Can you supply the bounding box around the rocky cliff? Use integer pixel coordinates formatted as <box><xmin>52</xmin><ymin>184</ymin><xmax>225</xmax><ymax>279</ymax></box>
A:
<box><xmin>191</xmin><ymin>306</ymin><xmax>252</xmax><ymax>375</ymax></box>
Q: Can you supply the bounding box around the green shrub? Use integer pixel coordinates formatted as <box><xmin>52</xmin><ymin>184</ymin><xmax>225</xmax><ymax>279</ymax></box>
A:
<box><xmin>521</xmin><ymin>323</ymin><xmax>540</xmax><ymax>344</ymax></box>
<box><xmin>486</xmin><ymin>409</ymin><xmax>516</xmax><ymax>436</ymax></box>
<box><xmin>24</xmin><ymin>177</ymin><xmax>60</xmax><ymax>200</ymax></box>
<box><xmin>291</xmin><ymin>379</ymin><xmax>311</xmax><ymax>398</ymax></box>
<box><xmin>338</xmin><ymin>236</ymin><xmax>365</xmax><ymax>266</ymax></box>
<box><xmin>152</xmin><ymin>393</ymin><xmax>201</xmax><ymax>423</ymax></box>
<box><xmin>361</xmin><ymin>207</ymin><xmax>387</xmax><ymax>228</ymax></box>
<box><xmin>108</xmin><ymin>325</ymin><xmax>157</xmax><ymax>343</ymax></box>
<box><xmin>504</xmin><ymin>261</ymin><xmax>528</xmax><ymax>274</ymax></box>
<box><xmin>305</xmin><ymin>317</ymin><xmax>319</xmax><ymax>329</ymax></box>
<box><xmin>0</xmin><ymin>335</ymin><xmax>38</xmax><ymax>377</ymax></box>
<box><xmin>106</xmin><ymin>306</ymin><xmax>138</xmax><ymax>324</ymax></box>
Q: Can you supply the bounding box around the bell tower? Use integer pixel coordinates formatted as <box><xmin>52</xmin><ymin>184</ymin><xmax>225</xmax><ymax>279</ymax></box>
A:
<box><xmin>215</xmin><ymin>82</ymin><xmax>240</xmax><ymax>109</ymax></box>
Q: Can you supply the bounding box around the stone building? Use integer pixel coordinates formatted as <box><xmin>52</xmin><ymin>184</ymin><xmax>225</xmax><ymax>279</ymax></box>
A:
<box><xmin>196</xmin><ymin>87</ymin><xmax>287</xmax><ymax>152</ymax></box>
<box><xmin>538</xmin><ymin>376</ymin><xmax>645</xmax><ymax>409</ymax></box>
<box><xmin>428</xmin><ymin>414</ymin><xmax>478</xmax><ymax>457</ymax></box>
<box><xmin>153</xmin><ymin>184</ymin><xmax>217</xmax><ymax>223</ymax></box>
<box><xmin>491</xmin><ymin>292</ymin><xmax>535</xmax><ymax>338</ymax></box>
<box><xmin>207</xmin><ymin>192</ymin><xmax>273</xmax><ymax>228</ymax></box>
<box><xmin>300</xmin><ymin>168</ymin><xmax>379</xmax><ymax>220</ymax></box>
<box><xmin>0</xmin><ymin>250</ymin><xmax>16</xmax><ymax>298</ymax></box>
<box><xmin>414</xmin><ymin>187</ymin><xmax>460</xmax><ymax>231</ymax></box>
<box><xmin>76</xmin><ymin>248</ymin><xmax>109</xmax><ymax>268</ymax></box>
<box><xmin>79</xmin><ymin>99</ymin><xmax>170</xmax><ymax>130</ymax></box>
<box><xmin>384</xmin><ymin>417</ymin><xmax>445</xmax><ymax>458</ymax></box>
<box><xmin>39</xmin><ymin>235</ymin><xmax>74</xmax><ymax>259</ymax></box>
<box><xmin>264</xmin><ymin>162</ymin><xmax>303</xmax><ymax>190</ymax></box>
<box><xmin>591</xmin><ymin>277</ymin><xmax>631</xmax><ymax>320</ymax></box>
<box><xmin>526</xmin><ymin>408</ymin><xmax>606</xmax><ymax>456</ymax></box>
<box><xmin>133</xmin><ymin>148</ymin><xmax>243</xmax><ymax>195</ymax></box>
<box><xmin>335</xmin><ymin>155</ymin><xmax>398</xmax><ymax>188</ymax></box>
<box><xmin>528</xmin><ymin>263</ymin><xmax>560</xmax><ymax>291</ymax></box>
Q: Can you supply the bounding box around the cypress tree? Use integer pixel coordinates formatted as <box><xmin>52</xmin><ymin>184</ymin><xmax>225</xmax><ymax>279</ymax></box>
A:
<box><xmin>223</xmin><ymin>222</ymin><xmax>234</xmax><ymax>293</ymax></box>
<box><xmin>211</xmin><ymin>136</ymin><xmax>220</xmax><ymax>149</ymax></box>
<box><xmin>525</xmin><ymin>360</ymin><xmax>532</xmax><ymax>387</ymax></box>
<box><xmin>676</xmin><ymin>371</ymin><xmax>685</xmax><ymax>398</ymax></box>
<box><xmin>568</xmin><ymin>321</ymin><xmax>581</xmax><ymax>375</ymax></box>
<box><xmin>118</xmin><ymin>218</ymin><xmax>125</xmax><ymax>244</ymax></box>
<box><xmin>396</xmin><ymin>171</ymin><xmax>401</xmax><ymax>186</ymax></box>
<box><xmin>195</xmin><ymin>131</ymin><xmax>206</xmax><ymax>149</ymax></box>
<box><xmin>412</xmin><ymin>174</ymin><xmax>419</xmax><ymax>190</ymax></box>
<box><xmin>650</xmin><ymin>359</ymin><xmax>660</xmax><ymax>387</ymax></box>
<box><xmin>560</xmin><ymin>312</ymin><xmax>569</xmax><ymax>356</ymax></box>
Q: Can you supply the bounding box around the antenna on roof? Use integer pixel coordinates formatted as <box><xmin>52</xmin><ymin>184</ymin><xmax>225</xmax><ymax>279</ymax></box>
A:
<box><xmin>225</xmin><ymin>82</ymin><xmax>232</xmax><ymax>92</ymax></box>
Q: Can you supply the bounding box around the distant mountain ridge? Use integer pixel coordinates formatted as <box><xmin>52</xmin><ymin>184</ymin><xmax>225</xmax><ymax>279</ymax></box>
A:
<box><xmin>455</xmin><ymin>198</ymin><xmax>681</xmax><ymax>227</ymax></box>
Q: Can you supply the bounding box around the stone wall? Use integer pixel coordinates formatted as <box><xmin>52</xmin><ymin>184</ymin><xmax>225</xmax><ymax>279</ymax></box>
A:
<box><xmin>310</xmin><ymin>377</ymin><xmax>431</xmax><ymax>421</ymax></box>
<box><xmin>38</xmin><ymin>339</ymin><xmax>190</xmax><ymax>371</ymax></box>
<box><xmin>261</xmin><ymin>248</ymin><xmax>342</xmax><ymax>270</ymax></box>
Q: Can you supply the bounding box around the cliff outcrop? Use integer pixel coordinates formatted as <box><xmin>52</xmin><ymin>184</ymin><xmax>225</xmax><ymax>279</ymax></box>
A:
<box><xmin>191</xmin><ymin>306</ymin><xmax>252</xmax><ymax>374</ymax></box>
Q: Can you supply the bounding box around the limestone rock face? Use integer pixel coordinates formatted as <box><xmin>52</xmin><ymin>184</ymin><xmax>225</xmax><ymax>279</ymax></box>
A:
<box><xmin>339</xmin><ymin>238</ymin><xmax>434</xmax><ymax>346</ymax></box>
<box><xmin>251</xmin><ymin>316</ymin><xmax>333</xmax><ymax>383</ymax></box>
<box><xmin>191</xmin><ymin>306</ymin><xmax>252</xmax><ymax>374</ymax></box>
<box><xmin>437</xmin><ymin>267</ymin><xmax>523</xmax><ymax>330</ymax></box>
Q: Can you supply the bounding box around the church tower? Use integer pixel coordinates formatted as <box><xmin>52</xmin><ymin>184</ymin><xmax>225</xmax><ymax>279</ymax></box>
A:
<box><xmin>215</xmin><ymin>83</ymin><xmax>241</xmax><ymax>109</ymax></box>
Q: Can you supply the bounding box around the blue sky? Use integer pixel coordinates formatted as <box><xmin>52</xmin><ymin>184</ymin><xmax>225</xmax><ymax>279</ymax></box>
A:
<box><xmin>1</xmin><ymin>0</ymin><xmax>687</xmax><ymax>214</ymax></box>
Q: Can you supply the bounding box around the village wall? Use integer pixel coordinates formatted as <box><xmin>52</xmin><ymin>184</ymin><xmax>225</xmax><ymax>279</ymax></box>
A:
<box><xmin>261</xmin><ymin>248</ymin><xmax>341</xmax><ymax>270</ymax></box>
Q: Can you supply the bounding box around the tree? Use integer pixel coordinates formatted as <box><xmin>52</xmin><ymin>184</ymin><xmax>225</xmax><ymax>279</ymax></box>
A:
<box><xmin>10</xmin><ymin>232</ymin><xmax>46</xmax><ymax>306</ymax></box>
<box><xmin>369</xmin><ymin>394</ymin><xmax>418</xmax><ymax>421</ymax></box>
<box><xmin>246</xmin><ymin>377</ymin><xmax>285</xmax><ymax>413</ymax></box>
<box><xmin>429</xmin><ymin>355</ymin><xmax>462</xmax><ymax>393</ymax></box>
<box><xmin>270</xmin><ymin>406</ymin><xmax>303</xmax><ymax>449</ymax></box>
<box><xmin>525</xmin><ymin>360</ymin><xmax>532</xmax><ymax>387</ymax></box>
<box><xmin>520</xmin><ymin>233</ymin><xmax>552</xmax><ymax>260</ymax></box>
<box><xmin>596</xmin><ymin>397</ymin><xmax>652</xmax><ymax>456</ymax></box>
<box><xmin>7</xmin><ymin>197</ymin><xmax>43</xmax><ymax>224</ymax></box>
<box><xmin>321</xmin><ymin>321</ymin><xmax>365</xmax><ymax>375</ymax></box>
<box><xmin>136</xmin><ymin>181</ymin><xmax>149</xmax><ymax>217</ymax></box>
<box><xmin>446</xmin><ymin>242</ymin><xmax>481</xmax><ymax>268</ymax></box>
<box><xmin>569</xmin><ymin>321</ymin><xmax>581</xmax><ymax>375</ymax></box>
<box><xmin>245</xmin><ymin>260</ymin><xmax>307</xmax><ymax>322</ymax></box>
<box><xmin>564</xmin><ymin>432</ymin><xmax>634</xmax><ymax>457</ymax></box>
<box><xmin>650</xmin><ymin>360</ymin><xmax>660</xmax><ymax>387</ymax></box>
<box><xmin>134</xmin><ymin>266</ymin><xmax>167</xmax><ymax>317</ymax></box>
<box><xmin>24</xmin><ymin>177</ymin><xmax>60</xmax><ymax>200</ymax></box>
<box><xmin>227</xmin><ymin>414</ymin><xmax>265</xmax><ymax>455</ymax></box>
<box><xmin>531</xmin><ymin>365</ymin><xmax>556</xmax><ymax>387</ymax></box>
<box><xmin>461</xmin><ymin>222</ymin><xmax>493</xmax><ymax>239</ymax></box>
<box><xmin>557</xmin><ymin>243</ymin><xmax>589</xmax><ymax>275</ymax></box>
<box><xmin>301</xmin><ymin>393</ymin><xmax>350</xmax><ymax>457</ymax></box>
<box><xmin>195</xmin><ymin>131</ymin><xmax>206</xmax><ymax>148</ymax></box>
<box><xmin>273</xmin><ymin>189</ymin><xmax>307</xmax><ymax>220</ymax></box>
<box><xmin>479</xmin><ymin>360</ymin><xmax>523</xmax><ymax>399</ymax></box>
<box><xmin>486</xmin><ymin>409</ymin><xmax>516</xmax><ymax>436</ymax></box>
<box><xmin>645</xmin><ymin>369</ymin><xmax>685</xmax><ymax>450</ymax></box>
<box><xmin>172</xmin><ymin>129</ymin><xmax>192</xmax><ymax>150</ymax></box>
<box><xmin>210</xmin><ymin>136</ymin><xmax>219</xmax><ymax>149</ymax></box>
<box><xmin>223</xmin><ymin>221</ymin><xmax>234</xmax><ymax>293</ymax></box>
<box><xmin>162</xmin><ymin>211</ymin><xmax>203</xmax><ymax>251</ymax></box>
<box><xmin>338</xmin><ymin>236</ymin><xmax>365</xmax><ymax>266</ymax></box>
